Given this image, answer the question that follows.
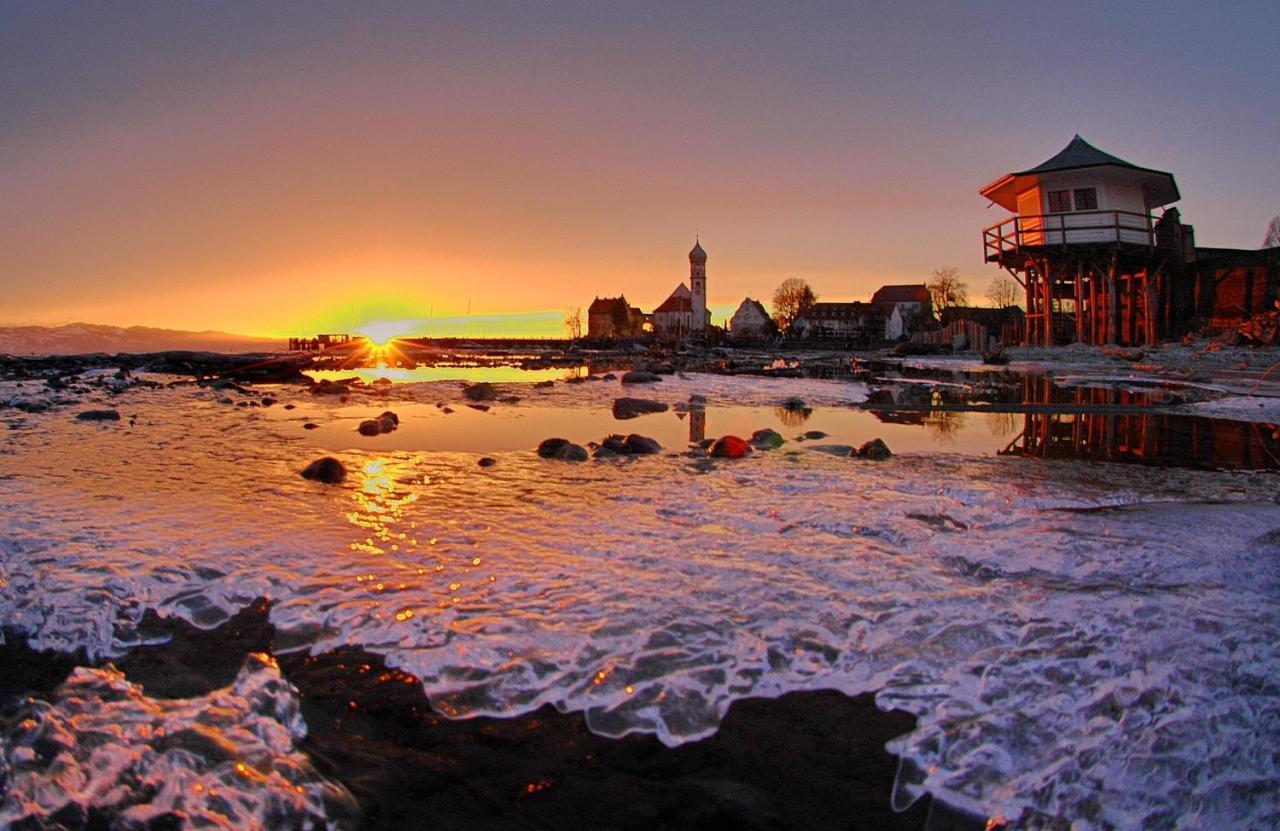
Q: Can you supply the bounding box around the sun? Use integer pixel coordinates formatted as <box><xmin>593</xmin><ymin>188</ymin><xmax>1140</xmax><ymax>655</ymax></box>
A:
<box><xmin>357</xmin><ymin>320</ymin><xmax>412</xmax><ymax>347</ymax></box>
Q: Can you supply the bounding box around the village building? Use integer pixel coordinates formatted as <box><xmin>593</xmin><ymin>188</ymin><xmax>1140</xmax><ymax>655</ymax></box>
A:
<box><xmin>652</xmin><ymin>240</ymin><xmax>711</xmax><ymax>339</ymax></box>
<box><xmin>728</xmin><ymin>298</ymin><xmax>777</xmax><ymax>339</ymax></box>
<box><xmin>871</xmin><ymin>284</ymin><xmax>933</xmax><ymax>340</ymax></box>
<box><xmin>790</xmin><ymin>302</ymin><xmax>884</xmax><ymax>344</ymax></box>
<box><xmin>587</xmin><ymin>295</ymin><xmax>646</xmax><ymax>339</ymax></box>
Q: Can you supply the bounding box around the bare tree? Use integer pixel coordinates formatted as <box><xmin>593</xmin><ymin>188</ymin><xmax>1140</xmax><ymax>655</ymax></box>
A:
<box><xmin>1264</xmin><ymin>215</ymin><xmax>1280</xmax><ymax>248</ymax></box>
<box><xmin>771</xmin><ymin>277</ymin><xmax>817</xmax><ymax>331</ymax></box>
<box><xmin>986</xmin><ymin>275</ymin><xmax>1021</xmax><ymax>308</ymax></box>
<box><xmin>563</xmin><ymin>306</ymin><xmax>583</xmax><ymax>340</ymax></box>
<box><xmin>927</xmin><ymin>266</ymin><xmax>968</xmax><ymax>314</ymax></box>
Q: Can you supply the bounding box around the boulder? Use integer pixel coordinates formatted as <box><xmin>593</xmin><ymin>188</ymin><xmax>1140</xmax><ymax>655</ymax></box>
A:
<box><xmin>612</xmin><ymin>397</ymin><xmax>669</xmax><ymax>420</ymax></box>
<box><xmin>803</xmin><ymin>430</ymin><xmax>828</xmax><ymax>440</ymax></box>
<box><xmin>781</xmin><ymin>397</ymin><xmax>806</xmax><ymax>411</ymax></box>
<box><xmin>556</xmin><ymin>442</ymin><xmax>589</xmax><ymax>462</ymax></box>
<box><xmin>463</xmin><ymin>382</ymin><xmax>497</xmax><ymax>401</ymax></box>
<box><xmin>709</xmin><ymin>435</ymin><xmax>751</xmax><ymax>459</ymax></box>
<box><xmin>854</xmin><ymin>438</ymin><xmax>893</xmax><ymax>460</ymax></box>
<box><xmin>478</xmin><ymin>457</ymin><xmax>496</xmax><ymax>467</ymax></box>
<box><xmin>620</xmin><ymin>370</ymin><xmax>661</xmax><ymax>384</ymax></box>
<box><xmin>303</xmin><ymin>422</ymin><xmax>319</xmax><ymax>430</ymax></box>
<box><xmin>537</xmin><ymin>438</ymin><xmax>571</xmax><ymax>458</ymax></box>
<box><xmin>624</xmin><ymin>434</ymin><xmax>662</xmax><ymax>455</ymax></box>
<box><xmin>301</xmin><ymin>457</ymin><xmax>346</xmax><ymax>483</ymax></box>
<box><xmin>357</xmin><ymin>410</ymin><xmax>399</xmax><ymax>436</ymax></box>
<box><xmin>750</xmin><ymin>428</ymin><xmax>785</xmax><ymax>449</ymax></box>
<box><xmin>76</xmin><ymin>409</ymin><xmax>120</xmax><ymax>421</ymax></box>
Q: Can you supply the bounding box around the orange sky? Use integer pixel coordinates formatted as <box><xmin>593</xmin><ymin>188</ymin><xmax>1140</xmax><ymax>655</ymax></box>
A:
<box><xmin>2</xmin><ymin>4</ymin><xmax>1276</xmax><ymax>337</ymax></box>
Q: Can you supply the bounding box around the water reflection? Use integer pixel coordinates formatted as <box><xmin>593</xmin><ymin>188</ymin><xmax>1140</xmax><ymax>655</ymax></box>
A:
<box><xmin>348</xmin><ymin>458</ymin><xmax>420</xmax><ymax>555</ymax></box>
<box><xmin>774</xmin><ymin>407</ymin><xmax>813</xmax><ymax>428</ymax></box>
<box><xmin>1000</xmin><ymin>412</ymin><xmax>1280</xmax><ymax>470</ymax></box>
<box><xmin>308</xmin><ymin>363</ymin><xmax>588</xmax><ymax>385</ymax></box>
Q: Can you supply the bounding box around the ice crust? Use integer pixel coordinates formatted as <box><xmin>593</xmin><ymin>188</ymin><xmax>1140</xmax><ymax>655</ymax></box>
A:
<box><xmin>0</xmin><ymin>653</ymin><xmax>355</xmax><ymax>829</ymax></box>
<box><xmin>2</xmin><ymin>375</ymin><xmax>1280</xmax><ymax>828</ymax></box>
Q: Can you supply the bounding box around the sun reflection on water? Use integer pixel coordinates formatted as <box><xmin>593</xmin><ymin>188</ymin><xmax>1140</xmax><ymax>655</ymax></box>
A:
<box><xmin>346</xmin><ymin>458</ymin><xmax>420</xmax><ymax>556</ymax></box>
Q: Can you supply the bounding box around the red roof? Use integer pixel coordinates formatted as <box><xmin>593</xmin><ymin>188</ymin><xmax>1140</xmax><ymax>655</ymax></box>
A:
<box><xmin>589</xmin><ymin>296</ymin><xmax>629</xmax><ymax>315</ymax></box>
<box><xmin>653</xmin><ymin>295</ymin><xmax>692</xmax><ymax>314</ymax></box>
<box><xmin>871</xmin><ymin>285</ymin><xmax>930</xmax><ymax>305</ymax></box>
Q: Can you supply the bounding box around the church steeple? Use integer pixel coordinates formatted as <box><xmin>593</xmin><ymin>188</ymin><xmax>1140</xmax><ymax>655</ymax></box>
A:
<box><xmin>688</xmin><ymin>238</ymin><xmax>707</xmax><ymax>331</ymax></box>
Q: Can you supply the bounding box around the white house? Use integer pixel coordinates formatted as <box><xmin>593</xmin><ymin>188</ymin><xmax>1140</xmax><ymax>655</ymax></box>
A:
<box><xmin>652</xmin><ymin>283</ymin><xmax>694</xmax><ymax>337</ymax></box>
<box><xmin>729</xmin><ymin>298</ymin><xmax>776</xmax><ymax>339</ymax></box>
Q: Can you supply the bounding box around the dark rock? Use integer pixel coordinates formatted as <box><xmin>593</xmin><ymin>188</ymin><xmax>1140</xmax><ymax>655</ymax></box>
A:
<box><xmin>624</xmin><ymin>434</ymin><xmax>662</xmax><ymax>455</ymax></box>
<box><xmin>534</xmin><ymin>380</ymin><xmax>554</xmax><ymax>388</ymax></box>
<box><xmin>566</xmin><ymin>376</ymin><xmax>587</xmax><ymax>384</ymax></box>
<box><xmin>803</xmin><ymin>430</ymin><xmax>828</xmax><ymax>440</ymax></box>
<box><xmin>855</xmin><ymin>438</ymin><xmax>893</xmax><ymax>460</ymax></box>
<box><xmin>441</xmin><ymin>406</ymin><xmax>454</xmax><ymax>414</ymax></box>
<box><xmin>621</xmin><ymin>370</ymin><xmax>661</xmax><ymax>384</ymax></box>
<box><xmin>601</xmin><ymin>373</ymin><xmax>617</xmax><ymax>381</ymax></box>
<box><xmin>781</xmin><ymin>397</ymin><xmax>806</xmax><ymax>411</ymax></box>
<box><xmin>613</xmin><ymin>397</ymin><xmax>669</xmax><ymax>419</ymax></box>
<box><xmin>357</xmin><ymin>419</ymin><xmax>382</xmax><ymax>436</ymax></box>
<box><xmin>260</xmin><ymin>396</ymin><xmax>277</xmax><ymax>407</ymax></box>
<box><xmin>537</xmin><ymin>438</ymin><xmax>571</xmax><ymax>458</ymax></box>
<box><xmin>283</xmin><ymin>403</ymin><xmax>296</xmax><ymax>410</ymax></box>
<box><xmin>463</xmin><ymin>382</ymin><xmax>497</xmax><ymax>401</ymax></box>
<box><xmin>75</xmin><ymin>409</ymin><xmax>120</xmax><ymax>421</ymax></box>
<box><xmin>466</xmin><ymin>403</ymin><xmax>490</xmax><ymax>412</ymax></box>
<box><xmin>709</xmin><ymin>436</ymin><xmax>751</xmax><ymax>459</ymax></box>
<box><xmin>750</xmin><ymin>428</ymin><xmax>784</xmax><ymax>449</ymax></box>
<box><xmin>478</xmin><ymin>457</ymin><xmax>496</xmax><ymax>467</ymax></box>
<box><xmin>217</xmin><ymin>396</ymin><xmax>234</xmax><ymax>405</ymax></box>
<box><xmin>303</xmin><ymin>422</ymin><xmax>319</xmax><ymax>430</ymax></box>
<box><xmin>498</xmin><ymin>395</ymin><xmax>521</xmax><ymax>404</ymax></box>
<box><xmin>556</xmin><ymin>443</ymin><xmax>589</xmax><ymax>462</ymax></box>
<box><xmin>301</xmin><ymin>456</ymin><xmax>347</xmax><ymax>483</ymax></box>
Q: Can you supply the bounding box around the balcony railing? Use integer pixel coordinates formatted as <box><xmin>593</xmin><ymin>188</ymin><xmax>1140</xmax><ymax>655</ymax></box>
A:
<box><xmin>983</xmin><ymin>210</ymin><xmax>1158</xmax><ymax>261</ymax></box>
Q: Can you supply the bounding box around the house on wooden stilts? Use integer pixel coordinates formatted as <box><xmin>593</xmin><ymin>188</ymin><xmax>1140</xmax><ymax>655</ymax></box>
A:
<box><xmin>980</xmin><ymin>135</ymin><xmax>1195</xmax><ymax>347</ymax></box>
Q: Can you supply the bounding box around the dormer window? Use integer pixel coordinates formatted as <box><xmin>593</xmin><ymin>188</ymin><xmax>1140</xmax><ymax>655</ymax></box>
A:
<box><xmin>1073</xmin><ymin>188</ymin><xmax>1098</xmax><ymax>210</ymax></box>
<box><xmin>1047</xmin><ymin>190</ymin><xmax>1072</xmax><ymax>213</ymax></box>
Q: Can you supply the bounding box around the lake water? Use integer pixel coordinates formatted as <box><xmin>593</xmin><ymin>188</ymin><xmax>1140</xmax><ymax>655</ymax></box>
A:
<box><xmin>1</xmin><ymin>367</ymin><xmax>1278</xmax><ymax>829</ymax></box>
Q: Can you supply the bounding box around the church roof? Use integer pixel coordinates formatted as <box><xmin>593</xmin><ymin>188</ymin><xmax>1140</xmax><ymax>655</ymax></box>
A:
<box><xmin>689</xmin><ymin>239</ymin><xmax>707</xmax><ymax>265</ymax></box>
<box><xmin>654</xmin><ymin>295</ymin><xmax>693</xmax><ymax>314</ymax></box>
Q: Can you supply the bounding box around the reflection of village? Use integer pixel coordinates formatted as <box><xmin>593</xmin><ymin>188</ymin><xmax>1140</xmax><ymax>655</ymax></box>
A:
<box><xmin>1000</xmin><ymin>377</ymin><xmax>1279</xmax><ymax>470</ymax></box>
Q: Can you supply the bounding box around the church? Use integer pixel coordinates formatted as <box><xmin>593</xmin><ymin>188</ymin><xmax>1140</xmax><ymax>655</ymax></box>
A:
<box><xmin>651</xmin><ymin>240</ymin><xmax>709</xmax><ymax>338</ymax></box>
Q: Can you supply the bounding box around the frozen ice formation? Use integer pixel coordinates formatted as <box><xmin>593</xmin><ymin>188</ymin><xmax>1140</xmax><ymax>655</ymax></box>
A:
<box><xmin>0</xmin><ymin>653</ymin><xmax>355</xmax><ymax>829</ymax></box>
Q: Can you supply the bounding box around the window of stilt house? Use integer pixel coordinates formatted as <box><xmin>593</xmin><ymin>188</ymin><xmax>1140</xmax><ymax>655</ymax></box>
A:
<box><xmin>1047</xmin><ymin>190</ymin><xmax>1072</xmax><ymax>213</ymax></box>
<box><xmin>1073</xmin><ymin>188</ymin><xmax>1098</xmax><ymax>210</ymax></box>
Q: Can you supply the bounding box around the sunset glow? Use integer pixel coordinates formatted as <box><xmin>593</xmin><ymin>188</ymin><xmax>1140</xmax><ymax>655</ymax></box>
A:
<box><xmin>1</xmin><ymin>5</ymin><xmax>1275</xmax><ymax>337</ymax></box>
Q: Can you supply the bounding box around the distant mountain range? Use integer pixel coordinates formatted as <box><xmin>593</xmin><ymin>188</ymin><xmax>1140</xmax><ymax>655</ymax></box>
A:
<box><xmin>0</xmin><ymin>323</ymin><xmax>283</xmax><ymax>356</ymax></box>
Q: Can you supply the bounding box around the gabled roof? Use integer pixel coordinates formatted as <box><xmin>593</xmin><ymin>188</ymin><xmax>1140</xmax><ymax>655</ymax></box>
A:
<box><xmin>588</xmin><ymin>296</ymin><xmax>629</xmax><ymax>315</ymax></box>
<box><xmin>653</xmin><ymin>295</ymin><xmax>692</xmax><ymax>314</ymax></box>
<box><xmin>871</xmin><ymin>284</ymin><xmax>930</xmax><ymax>305</ymax></box>
<box><xmin>980</xmin><ymin>135</ymin><xmax>1180</xmax><ymax>211</ymax></box>
<box><xmin>733</xmin><ymin>297</ymin><xmax>771</xmax><ymax>318</ymax></box>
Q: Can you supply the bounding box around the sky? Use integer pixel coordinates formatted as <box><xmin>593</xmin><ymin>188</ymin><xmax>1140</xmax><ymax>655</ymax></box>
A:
<box><xmin>2</xmin><ymin>1</ymin><xmax>1277</xmax><ymax>337</ymax></box>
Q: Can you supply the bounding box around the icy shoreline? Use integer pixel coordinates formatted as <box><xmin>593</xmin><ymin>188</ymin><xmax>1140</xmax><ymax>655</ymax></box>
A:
<box><xmin>2</xmin><ymin>370</ymin><xmax>1279</xmax><ymax>829</ymax></box>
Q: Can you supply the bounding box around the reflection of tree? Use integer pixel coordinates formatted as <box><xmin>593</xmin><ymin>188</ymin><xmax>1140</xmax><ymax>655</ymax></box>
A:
<box><xmin>984</xmin><ymin>411</ymin><xmax>1019</xmax><ymax>439</ymax></box>
<box><xmin>923</xmin><ymin>410</ymin><xmax>966</xmax><ymax>443</ymax></box>
<box><xmin>774</xmin><ymin>407</ymin><xmax>813</xmax><ymax>428</ymax></box>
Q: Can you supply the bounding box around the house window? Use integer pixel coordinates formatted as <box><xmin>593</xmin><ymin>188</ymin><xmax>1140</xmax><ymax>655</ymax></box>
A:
<box><xmin>1073</xmin><ymin>188</ymin><xmax>1098</xmax><ymax>210</ymax></box>
<box><xmin>1047</xmin><ymin>190</ymin><xmax>1072</xmax><ymax>213</ymax></box>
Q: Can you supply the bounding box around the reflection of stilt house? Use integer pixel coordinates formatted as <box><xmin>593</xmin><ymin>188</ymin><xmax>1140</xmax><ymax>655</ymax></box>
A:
<box><xmin>999</xmin><ymin>376</ymin><xmax>1279</xmax><ymax>470</ymax></box>
<box><xmin>981</xmin><ymin>136</ymin><xmax>1194</xmax><ymax>346</ymax></box>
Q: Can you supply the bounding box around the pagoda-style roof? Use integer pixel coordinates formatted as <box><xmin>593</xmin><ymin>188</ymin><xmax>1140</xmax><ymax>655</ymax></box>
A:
<box><xmin>981</xmin><ymin>135</ymin><xmax>1180</xmax><ymax>211</ymax></box>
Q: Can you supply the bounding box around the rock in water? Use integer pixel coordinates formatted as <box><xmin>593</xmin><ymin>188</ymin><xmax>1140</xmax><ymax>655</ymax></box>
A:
<box><xmin>356</xmin><ymin>410</ymin><xmax>399</xmax><ymax>436</ymax></box>
<box><xmin>620</xmin><ymin>370</ymin><xmax>661</xmax><ymax>384</ymax></box>
<box><xmin>855</xmin><ymin>438</ymin><xmax>893</xmax><ymax>460</ymax></box>
<box><xmin>612</xmin><ymin>397</ymin><xmax>669</xmax><ymax>419</ymax></box>
<box><xmin>76</xmin><ymin>409</ymin><xmax>121</xmax><ymax>421</ymax></box>
<box><xmin>750</xmin><ymin>428</ymin><xmax>785</xmax><ymax>449</ymax></box>
<box><xmin>624</xmin><ymin>434</ymin><xmax>662</xmax><ymax>455</ymax></box>
<box><xmin>709</xmin><ymin>436</ymin><xmax>751</xmax><ymax>459</ymax></box>
<box><xmin>478</xmin><ymin>457</ymin><xmax>496</xmax><ymax>467</ymax></box>
<box><xmin>556</xmin><ymin>443</ymin><xmax>589</xmax><ymax>462</ymax></box>
<box><xmin>463</xmin><ymin>382</ymin><xmax>497</xmax><ymax>401</ymax></box>
<box><xmin>537</xmin><ymin>438</ymin><xmax>570</xmax><ymax>458</ymax></box>
<box><xmin>781</xmin><ymin>397</ymin><xmax>806</xmax><ymax>411</ymax></box>
<box><xmin>301</xmin><ymin>457</ymin><xmax>346</xmax><ymax>483</ymax></box>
